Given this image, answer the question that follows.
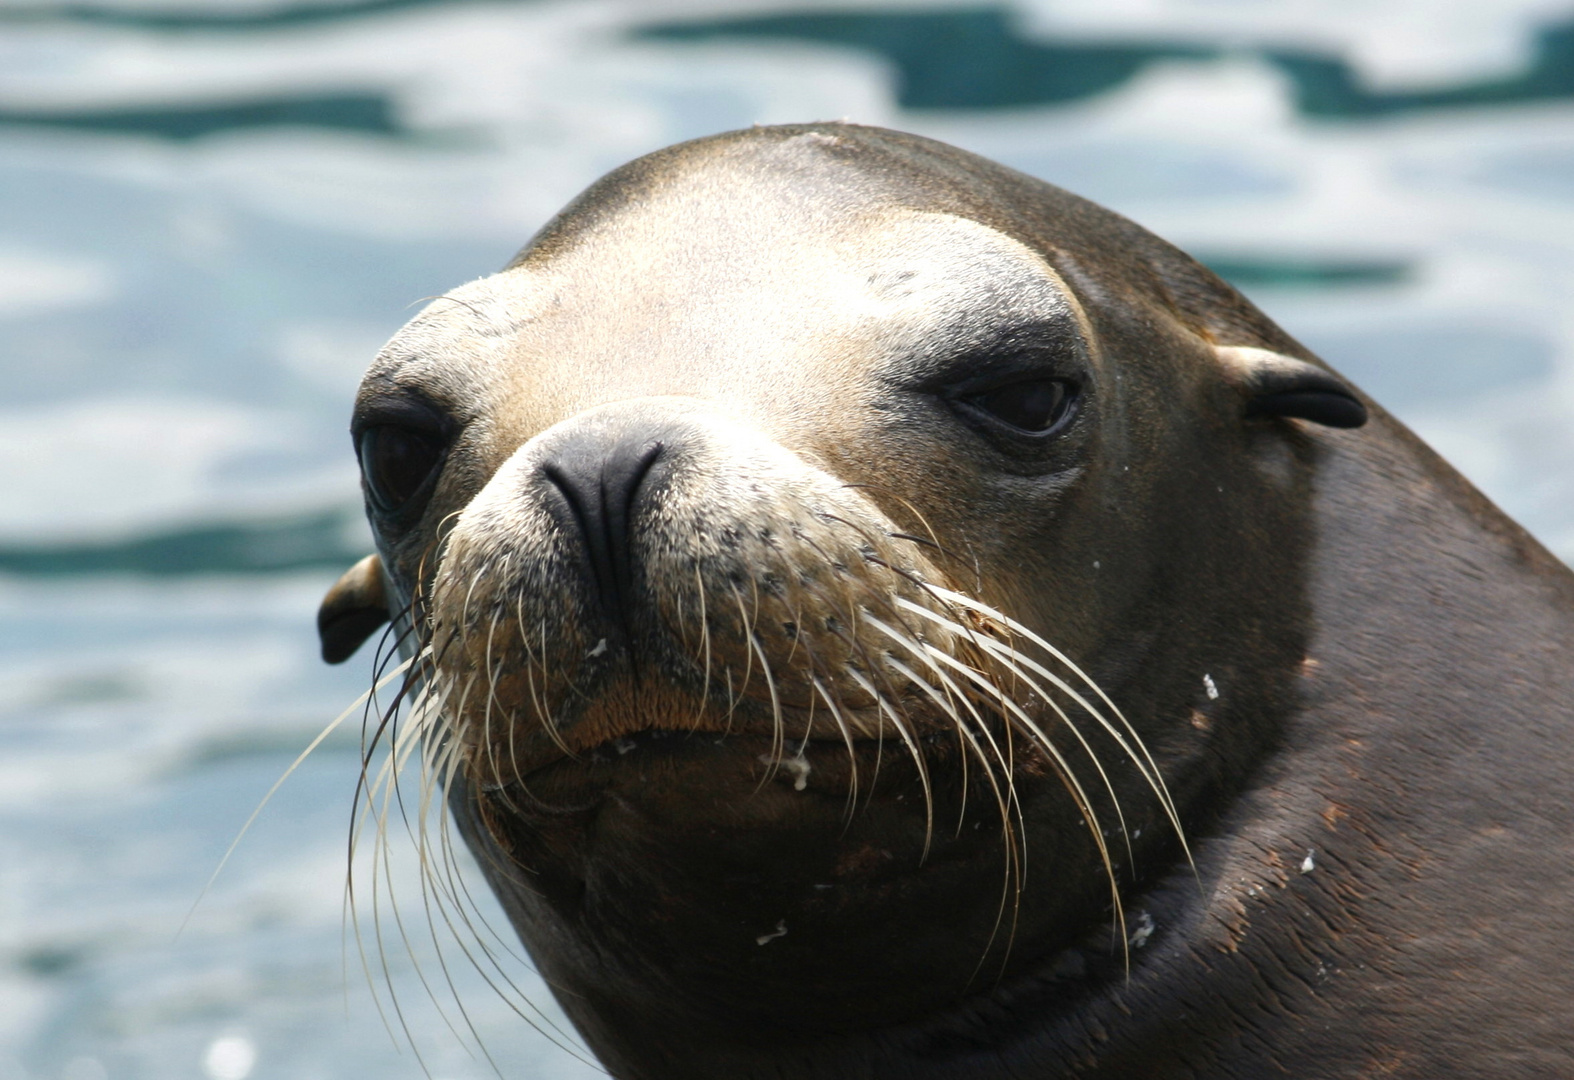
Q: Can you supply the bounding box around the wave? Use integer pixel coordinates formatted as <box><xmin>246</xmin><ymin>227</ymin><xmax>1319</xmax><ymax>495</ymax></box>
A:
<box><xmin>0</xmin><ymin>507</ymin><xmax>368</xmax><ymax>576</ymax></box>
<box><xmin>638</xmin><ymin>8</ymin><xmax>1574</xmax><ymax>118</ymax></box>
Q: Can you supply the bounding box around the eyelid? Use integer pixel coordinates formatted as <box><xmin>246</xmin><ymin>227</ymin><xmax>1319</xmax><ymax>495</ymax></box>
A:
<box><xmin>933</xmin><ymin>367</ymin><xmax>1071</xmax><ymax>410</ymax></box>
<box><xmin>921</xmin><ymin>344</ymin><xmax>1080</xmax><ymax>396</ymax></box>
<box><xmin>351</xmin><ymin>388</ymin><xmax>455</xmax><ymax>442</ymax></box>
<box><xmin>890</xmin><ymin>317</ymin><xmax>1089</xmax><ymax>394</ymax></box>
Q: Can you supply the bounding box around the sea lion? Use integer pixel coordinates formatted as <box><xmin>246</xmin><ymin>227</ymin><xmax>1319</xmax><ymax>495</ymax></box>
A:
<box><xmin>318</xmin><ymin>123</ymin><xmax>1574</xmax><ymax>1079</ymax></box>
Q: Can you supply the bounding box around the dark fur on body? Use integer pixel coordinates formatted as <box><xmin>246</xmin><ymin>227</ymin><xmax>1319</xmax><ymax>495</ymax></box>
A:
<box><xmin>322</xmin><ymin>125</ymin><xmax>1574</xmax><ymax>1078</ymax></box>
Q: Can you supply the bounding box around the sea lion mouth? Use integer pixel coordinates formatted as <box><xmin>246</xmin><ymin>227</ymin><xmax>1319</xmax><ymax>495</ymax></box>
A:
<box><xmin>440</xmin><ymin>665</ymin><xmax>973</xmax><ymax>793</ymax></box>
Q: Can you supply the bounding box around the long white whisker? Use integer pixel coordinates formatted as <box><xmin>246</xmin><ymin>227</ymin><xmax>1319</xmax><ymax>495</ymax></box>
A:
<box><xmin>909</xmin><ymin>588</ymin><xmax>1191</xmax><ymax>869</ymax></box>
<box><xmin>900</xmin><ymin>634</ymin><xmax>1129</xmax><ymax>966</ymax></box>
<box><xmin>181</xmin><ymin>655</ymin><xmax>417</xmax><ymax>938</ymax></box>
<box><xmin>844</xmin><ymin>667</ymin><xmax>935</xmax><ymax>860</ymax></box>
<box><xmin>809</xmin><ymin>674</ymin><xmax>860</xmax><ymax>816</ymax></box>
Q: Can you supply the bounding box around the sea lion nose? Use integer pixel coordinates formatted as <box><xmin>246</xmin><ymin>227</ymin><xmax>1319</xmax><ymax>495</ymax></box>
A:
<box><xmin>539</xmin><ymin>429</ymin><xmax>666</xmax><ymax>623</ymax></box>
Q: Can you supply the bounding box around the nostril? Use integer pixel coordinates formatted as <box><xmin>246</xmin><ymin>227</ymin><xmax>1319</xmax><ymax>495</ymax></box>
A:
<box><xmin>605</xmin><ymin>441</ymin><xmax>665</xmax><ymax>565</ymax></box>
<box><xmin>540</xmin><ymin>436</ymin><xmax>665</xmax><ymax>625</ymax></box>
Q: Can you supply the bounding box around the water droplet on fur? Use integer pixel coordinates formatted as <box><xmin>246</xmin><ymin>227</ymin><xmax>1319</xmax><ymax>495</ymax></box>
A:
<box><xmin>759</xmin><ymin>751</ymin><xmax>811</xmax><ymax>791</ymax></box>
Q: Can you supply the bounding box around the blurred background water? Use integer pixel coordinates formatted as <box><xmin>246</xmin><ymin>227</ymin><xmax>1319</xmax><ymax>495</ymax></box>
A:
<box><xmin>2</xmin><ymin>0</ymin><xmax>1573</xmax><ymax>1077</ymax></box>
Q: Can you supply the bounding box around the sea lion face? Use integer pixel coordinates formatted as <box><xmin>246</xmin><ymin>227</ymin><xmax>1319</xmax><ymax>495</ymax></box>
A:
<box><xmin>327</xmin><ymin>126</ymin><xmax>1366</xmax><ymax>1069</ymax></box>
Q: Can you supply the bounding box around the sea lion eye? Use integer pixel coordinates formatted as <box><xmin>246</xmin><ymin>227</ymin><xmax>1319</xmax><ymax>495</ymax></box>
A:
<box><xmin>964</xmin><ymin>379</ymin><xmax>1075</xmax><ymax>434</ymax></box>
<box><xmin>359</xmin><ymin>425</ymin><xmax>445</xmax><ymax>513</ymax></box>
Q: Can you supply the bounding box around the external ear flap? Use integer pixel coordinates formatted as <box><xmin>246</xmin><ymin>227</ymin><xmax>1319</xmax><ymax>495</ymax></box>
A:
<box><xmin>318</xmin><ymin>553</ymin><xmax>391</xmax><ymax>664</ymax></box>
<box><xmin>1215</xmin><ymin>345</ymin><xmax>1368</xmax><ymax>429</ymax></box>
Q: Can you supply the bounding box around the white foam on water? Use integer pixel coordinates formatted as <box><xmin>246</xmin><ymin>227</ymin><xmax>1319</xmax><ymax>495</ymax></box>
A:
<box><xmin>0</xmin><ymin>247</ymin><xmax>117</xmax><ymax>317</ymax></box>
<box><xmin>1016</xmin><ymin>0</ymin><xmax>1573</xmax><ymax>87</ymax></box>
<box><xmin>0</xmin><ymin>398</ymin><xmax>358</xmax><ymax>542</ymax></box>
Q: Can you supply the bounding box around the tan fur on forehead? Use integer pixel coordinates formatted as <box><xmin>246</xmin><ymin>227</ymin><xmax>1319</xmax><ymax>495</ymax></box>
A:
<box><xmin>508</xmin><ymin>124</ymin><xmax>1234</xmax><ymax>336</ymax></box>
<box><xmin>366</xmin><ymin>123</ymin><xmax>1304</xmax><ymax>425</ymax></box>
<box><xmin>359</xmin><ymin>207</ymin><xmax>1095</xmax><ymax>506</ymax></box>
<box><xmin>363</xmin><ymin>272</ymin><xmax>554</xmax><ymax>384</ymax></box>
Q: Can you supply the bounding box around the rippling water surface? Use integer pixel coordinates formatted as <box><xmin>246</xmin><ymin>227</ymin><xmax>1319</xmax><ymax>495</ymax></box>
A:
<box><xmin>3</xmin><ymin>1</ymin><xmax>1572</xmax><ymax>1076</ymax></box>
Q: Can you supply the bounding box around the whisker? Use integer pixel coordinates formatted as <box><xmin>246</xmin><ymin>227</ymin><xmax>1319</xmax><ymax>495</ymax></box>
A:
<box><xmin>869</xmin><ymin>608</ymin><xmax>1134</xmax><ymax>865</ymax></box>
<box><xmin>692</xmin><ymin>565</ymin><xmax>715</xmax><ymax>731</ymax></box>
<box><xmin>910</xmin><ymin>635</ymin><xmax>1129</xmax><ymax>967</ymax></box>
<box><xmin>807</xmin><ymin>673</ymin><xmax>861</xmax><ymax>818</ymax></box>
<box><xmin>867</xmin><ymin>629</ymin><xmax>1027</xmax><ymax>977</ymax></box>
<box><xmin>898</xmin><ymin>590</ymin><xmax>1191</xmax><ymax>873</ymax></box>
<box><xmin>844</xmin><ymin>668</ymin><xmax>936</xmax><ymax>859</ymax></box>
<box><xmin>181</xmin><ymin>653</ymin><xmax>417</xmax><ymax>939</ymax></box>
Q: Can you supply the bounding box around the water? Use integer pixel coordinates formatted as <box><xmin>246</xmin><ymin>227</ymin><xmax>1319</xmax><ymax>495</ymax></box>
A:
<box><xmin>2</xmin><ymin>1</ymin><xmax>1571</xmax><ymax>1076</ymax></box>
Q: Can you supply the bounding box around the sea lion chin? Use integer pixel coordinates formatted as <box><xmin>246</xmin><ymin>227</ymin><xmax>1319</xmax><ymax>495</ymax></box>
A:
<box><xmin>319</xmin><ymin>124</ymin><xmax>1574</xmax><ymax>1079</ymax></box>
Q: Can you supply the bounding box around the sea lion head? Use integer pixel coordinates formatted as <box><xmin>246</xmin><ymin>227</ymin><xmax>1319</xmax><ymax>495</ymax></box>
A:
<box><xmin>318</xmin><ymin>124</ymin><xmax>1365</xmax><ymax>1076</ymax></box>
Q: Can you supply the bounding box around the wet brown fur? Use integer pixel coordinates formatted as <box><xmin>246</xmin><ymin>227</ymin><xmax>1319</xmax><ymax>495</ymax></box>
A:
<box><xmin>328</xmin><ymin>124</ymin><xmax>1574</xmax><ymax>1079</ymax></box>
